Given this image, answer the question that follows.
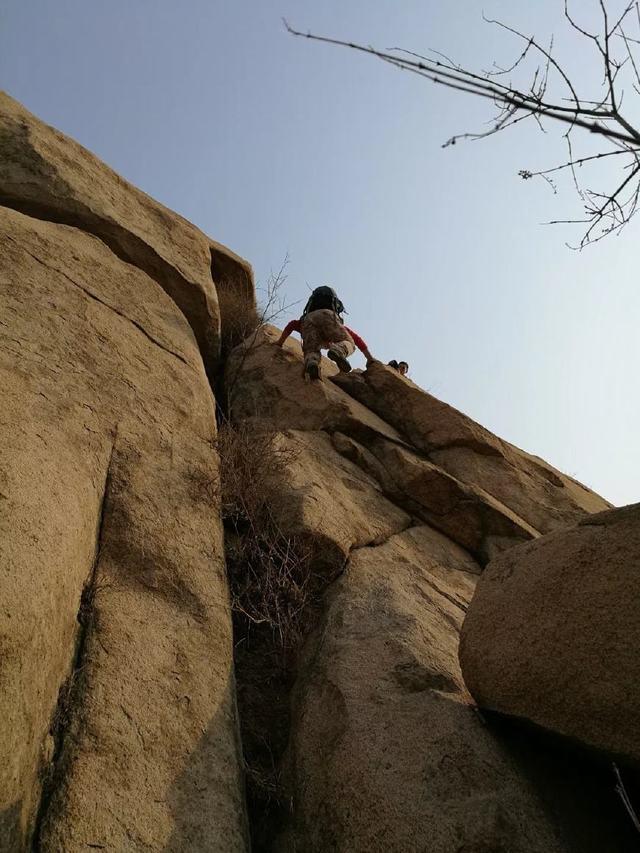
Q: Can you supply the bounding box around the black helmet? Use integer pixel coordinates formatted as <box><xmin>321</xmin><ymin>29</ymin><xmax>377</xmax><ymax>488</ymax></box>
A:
<box><xmin>302</xmin><ymin>286</ymin><xmax>345</xmax><ymax>317</ymax></box>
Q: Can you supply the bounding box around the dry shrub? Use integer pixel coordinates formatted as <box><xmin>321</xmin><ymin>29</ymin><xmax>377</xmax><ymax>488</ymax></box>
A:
<box><xmin>217</xmin><ymin>254</ymin><xmax>302</xmax><ymax>423</ymax></box>
<box><xmin>218</xmin><ymin>253</ymin><xmax>293</xmax><ymax>362</ymax></box>
<box><xmin>218</xmin><ymin>419</ymin><xmax>320</xmax><ymax>850</ymax></box>
<box><xmin>219</xmin><ymin>421</ymin><xmax>316</xmax><ymax>654</ymax></box>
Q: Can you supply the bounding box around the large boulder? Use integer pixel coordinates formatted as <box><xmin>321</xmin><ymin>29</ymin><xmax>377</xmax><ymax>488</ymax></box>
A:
<box><xmin>279</xmin><ymin>525</ymin><xmax>633</xmax><ymax>852</ymax></box>
<box><xmin>460</xmin><ymin>502</ymin><xmax>640</xmax><ymax>767</ymax></box>
<box><xmin>335</xmin><ymin>363</ymin><xmax>611</xmax><ymax>533</ymax></box>
<box><xmin>0</xmin><ymin>206</ymin><xmax>247</xmax><ymax>850</ymax></box>
<box><xmin>0</xmin><ymin>90</ymin><xmax>254</xmax><ymax>374</ymax></box>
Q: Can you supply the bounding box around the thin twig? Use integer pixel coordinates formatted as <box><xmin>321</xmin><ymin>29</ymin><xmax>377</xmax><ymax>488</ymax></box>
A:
<box><xmin>285</xmin><ymin>5</ymin><xmax>640</xmax><ymax>248</ymax></box>
<box><xmin>614</xmin><ymin>763</ymin><xmax>640</xmax><ymax>834</ymax></box>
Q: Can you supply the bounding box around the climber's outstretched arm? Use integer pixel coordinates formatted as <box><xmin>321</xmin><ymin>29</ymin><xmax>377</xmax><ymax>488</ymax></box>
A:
<box><xmin>346</xmin><ymin>327</ymin><xmax>375</xmax><ymax>365</ymax></box>
<box><xmin>275</xmin><ymin>319</ymin><xmax>300</xmax><ymax>347</ymax></box>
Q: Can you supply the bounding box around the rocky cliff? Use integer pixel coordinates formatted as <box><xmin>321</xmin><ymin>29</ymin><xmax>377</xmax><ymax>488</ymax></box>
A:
<box><xmin>225</xmin><ymin>328</ymin><xmax>636</xmax><ymax>853</ymax></box>
<box><xmin>0</xmin><ymin>93</ymin><xmax>249</xmax><ymax>851</ymax></box>
<box><xmin>1</xmin><ymin>94</ymin><xmax>638</xmax><ymax>852</ymax></box>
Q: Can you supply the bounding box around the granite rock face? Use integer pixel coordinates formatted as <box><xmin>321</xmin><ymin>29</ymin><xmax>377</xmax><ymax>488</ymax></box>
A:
<box><xmin>460</xmin><ymin>503</ymin><xmax>640</xmax><ymax>766</ymax></box>
<box><xmin>2</xmin><ymin>90</ymin><xmax>631</xmax><ymax>853</ymax></box>
<box><xmin>281</xmin><ymin>525</ymin><xmax>575</xmax><ymax>853</ymax></box>
<box><xmin>226</xmin><ymin>327</ymin><xmax>631</xmax><ymax>852</ymax></box>
<box><xmin>0</xmin><ymin>90</ymin><xmax>254</xmax><ymax>376</ymax></box>
<box><xmin>0</xmin><ymin>99</ymin><xmax>251</xmax><ymax>851</ymax></box>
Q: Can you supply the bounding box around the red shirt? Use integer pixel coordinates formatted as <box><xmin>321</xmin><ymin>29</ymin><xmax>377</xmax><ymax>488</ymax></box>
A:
<box><xmin>280</xmin><ymin>318</ymin><xmax>368</xmax><ymax>354</ymax></box>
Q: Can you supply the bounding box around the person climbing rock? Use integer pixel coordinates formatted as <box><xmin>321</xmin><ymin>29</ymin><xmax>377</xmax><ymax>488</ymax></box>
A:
<box><xmin>275</xmin><ymin>286</ymin><xmax>375</xmax><ymax>380</ymax></box>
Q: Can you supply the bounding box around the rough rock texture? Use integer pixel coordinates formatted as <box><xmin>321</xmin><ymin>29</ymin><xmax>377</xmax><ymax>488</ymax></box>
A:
<box><xmin>334</xmin><ymin>364</ymin><xmax>610</xmax><ymax>533</ymax></box>
<box><xmin>273</xmin><ymin>430</ymin><xmax>411</xmax><ymax>571</ymax></box>
<box><xmin>3</xmin><ymin>91</ymin><xmax>627</xmax><ymax>853</ymax></box>
<box><xmin>0</xmin><ymin>90</ymin><xmax>254</xmax><ymax>375</ymax></box>
<box><xmin>332</xmin><ymin>432</ymin><xmax>536</xmax><ymax>564</ymax></box>
<box><xmin>460</xmin><ymin>502</ymin><xmax>640</xmax><ymax>766</ymax></box>
<box><xmin>226</xmin><ymin>326</ymin><xmax>631</xmax><ymax>852</ymax></box>
<box><xmin>226</xmin><ymin>325</ymin><xmax>405</xmax><ymax>445</ymax></box>
<box><xmin>0</xmin><ymin>208</ymin><xmax>246</xmax><ymax>848</ymax></box>
<box><xmin>228</xmin><ymin>328</ymin><xmax>544</xmax><ymax>565</ymax></box>
<box><xmin>282</xmin><ymin>527</ymin><xmax>562</xmax><ymax>853</ymax></box>
<box><xmin>279</xmin><ymin>526</ymin><xmax>634</xmax><ymax>853</ymax></box>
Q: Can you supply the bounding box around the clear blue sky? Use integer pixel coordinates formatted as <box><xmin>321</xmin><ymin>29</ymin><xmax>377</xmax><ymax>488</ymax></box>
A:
<box><xmin>2</xmin><ymin>0</ymin><xmax>638</xmax><ymax>505</ymax></box>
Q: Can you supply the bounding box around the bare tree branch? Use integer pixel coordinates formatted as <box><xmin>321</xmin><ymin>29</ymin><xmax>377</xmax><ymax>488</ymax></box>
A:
<box><xmin>285</xmin><ymin>3</ymin><xmax>640</xmax><ymax>248</ymax></box>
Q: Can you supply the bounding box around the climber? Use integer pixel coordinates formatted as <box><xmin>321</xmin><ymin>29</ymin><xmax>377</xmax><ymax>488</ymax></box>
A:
<box><xmin>275</xmin><ymin>286</ymin><xmax>374</xmax><ymax>380</ymax></box>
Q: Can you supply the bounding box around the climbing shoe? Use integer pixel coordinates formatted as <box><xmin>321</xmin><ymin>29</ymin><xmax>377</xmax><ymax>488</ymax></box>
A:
<box><xmin>306</xmin><ymin>363</ymin><xmax>320</xmax><ymax>381</ymax></box>
<box><xmin>327</xmin><ymin>350</ymin><xmax>352</xmax><ymax>373</ymax></box>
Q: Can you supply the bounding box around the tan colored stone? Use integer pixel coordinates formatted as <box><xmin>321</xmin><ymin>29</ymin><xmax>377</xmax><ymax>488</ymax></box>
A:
<box><xmin>0</xmin><ymin>206</ymin><xmax>246</xmax><ymax>850</ymax></box>
<box><xmin>273</xmin><ymin>430</ymin><xmax>411</xmax><ymax>573</ymax></box>
<box><xmin>332</xmin><ymin>432</ymin><xmax>537</xmax><ymax>564</ymax></box>
<box><xmin>335</xmin><ymin>363</ymin><xmax>611</xmax><ymax>533</ymax></box>
<box><xmin>0</xmin><ymin>91</ymin><xmax>253</xmax><ymax>374</ymax></box>
<box><xmin>460</xmin><ymin>502</ymin><xmax>640</xmax><ymax>766</ymax></box>
<box><xmin>280</xmin><ymin>526</ymin><xmax>589</xmax><ymax>853</ymax></box>
<box><xmin>225</xmin><ymin>325</ymin><xmax>404</xmax><ymax>445</ymax></box>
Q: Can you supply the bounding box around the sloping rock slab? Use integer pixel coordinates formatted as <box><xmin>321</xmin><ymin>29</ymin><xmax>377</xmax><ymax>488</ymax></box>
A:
<box><xmin>334</xmin><ymin>363</ymin><xmax>610</xmax><ymax>534</ymax></box>
<box><xmin>460</xmin><ymin>502</ymin><xmax>640</xmax><ymax>767</ymax></box>
<box><xmin>332</xmin><ymin>432</ymin><xmax>537</xmax><ymax>565</ymax></box>
<box><xmin>272</xmin><ymin>430</ymin><xmax>410</xmax><ymax>572</ymax></box>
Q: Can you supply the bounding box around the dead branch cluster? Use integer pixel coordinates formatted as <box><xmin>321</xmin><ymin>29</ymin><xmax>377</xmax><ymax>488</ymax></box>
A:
<box><xmin>217</xmin><ymin>248</ymin><xmax>315</xmax><ymax>651</ymax></box>
<box><xmin>219</xmin><ymin>420</ymin><xmax>314</xmax><ymax>654</ymax></box>
<box><xmin>221</xmin><ymin>254</ymin><xmax>300</xmax><ymax>418</ymax></box>
<box><xmin>287</xmin><ymin>2</ymin><xmax>640</xmax><ymax>248</ymax></box>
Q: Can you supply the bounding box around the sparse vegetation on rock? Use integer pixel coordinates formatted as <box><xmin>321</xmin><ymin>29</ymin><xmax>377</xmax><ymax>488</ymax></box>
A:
<box><xmin>2</xmin><ymin>92</ymin><xmax>639</xmax><ymax>853</ymax></box>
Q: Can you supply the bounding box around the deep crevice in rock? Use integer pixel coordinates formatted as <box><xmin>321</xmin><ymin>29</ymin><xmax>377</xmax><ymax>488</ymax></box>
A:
<box><xmin>228</xmin><ymin>535</ymin><xmax>351</xmax><ymax>850</ymax></box>
<box><xmin>221</xmin><ymin>415</ymin><xmax>417</xmax><ymax>851</ymax></box>
<box><xmin>30</xmin><ymin>443</ymin><xmax>114</xmax><ymax>851</ymax></box>
<box><xmin>229</xmin><ymin>516</ymin><xmax>422</xmax><ymax>851</ymax></box>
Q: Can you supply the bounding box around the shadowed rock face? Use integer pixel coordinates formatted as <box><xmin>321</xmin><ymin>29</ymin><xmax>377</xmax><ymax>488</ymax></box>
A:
<box><xmin>460</xmin><ymin>502</ymin><xmax>640</xmax><ymax>767</ymax></box>
<box><xmin>279</xmin><ymin>526</ymin><xmax>570</xmax><ymax>853</ymax></box>
<box><xmin>334</xmin><ymin>364</ymin><xmax>611</xmax><ymax>534</ymax></box>
<box><xmin>0</xmin><ymin>97</ymin><xmax>251</xmax><ymax>851</ymax></box>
